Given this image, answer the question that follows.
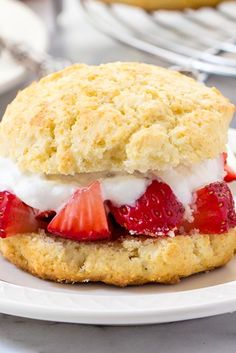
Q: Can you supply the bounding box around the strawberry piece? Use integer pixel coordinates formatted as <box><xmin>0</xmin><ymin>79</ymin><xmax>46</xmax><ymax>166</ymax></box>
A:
<box><xmin>47</xmin><ymin>181</ymin><xmax>110</xmax><ymax>241</ymax></box>
<box><xmin>36</xmin><ymin>210</ymin><xmax>57</xmax><ymax>230</ymax></box>
<box><xmin>223</xmin><ymin>152</ymin><xmax>236</xmax><ymax>183</ymax></box>
<box><xmin>184</xmin><ymin>182</ymin><xmax>236</xmax><ymax>234</ymax></box>
<box><xmin>36</xmin><ymin>210</ymin><xmax>56</xmax><ymax>223</ymax></box>
<box><xmin>224</xmin><ymin>165</ymin><xmax>236</xmax><ymax>183</ymax></box>
<box><xmin>108</xmin><ymin>180</ymin><xmax>185</xmax><ymax>236</ymax></box>
<box><xmin>0</xmin><ymin>191</ymin><xmax>40</xmax><ymax>238</ymax></box>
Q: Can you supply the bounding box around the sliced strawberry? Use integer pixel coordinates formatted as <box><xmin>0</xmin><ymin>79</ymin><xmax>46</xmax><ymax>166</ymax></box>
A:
<box><xmin>47</xmin><ymin>181</ymin><xmax>110</xmax><ymax>241</ymax></box>
<box><xmin>184</xmin><ymin>181</ymin><xmax>236</xmax><ymax>234</ymax></box>
<box><xmin>223</xmin><ymin>152</ymin><xmax>236</xmax><ymax>183</ymax></box>
<box><xmin>108</xmin><ymin>180</ymin><xmax>185</xmax><ymax>236</ymax></box>
<box><xmin>36</xmin><ymin>210</ymin><xmax>56</xmax><ymax>223</ymax></box>
<box><xmin>0</xmin><ymin>191</ymin><xmax>40</xmax><ymax>238</ymax></box>
<box><xmin>224</xmin><ymin>165</ymin><xmax>236</xmax><ymax>182</ymax></box>
<box><xmin>35</xmin><ymin>210</ymin><xmax>57</xmax><ymax>230</ymax></box>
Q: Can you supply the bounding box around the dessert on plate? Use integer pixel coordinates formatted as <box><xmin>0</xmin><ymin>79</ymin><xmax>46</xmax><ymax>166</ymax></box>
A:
<box><xmin>98</xmin><ymin>0</ymin><xmax>226</xmax><ymax>10</ymax></box>
<box><xmin>0</xmin><ymin>62</ymin><xmax>235</xmax><ymax>287</ymax></box>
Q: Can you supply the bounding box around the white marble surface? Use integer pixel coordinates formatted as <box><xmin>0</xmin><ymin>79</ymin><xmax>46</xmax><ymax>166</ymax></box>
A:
<box><xmin>0</xmin><ymin>0</ymin><xmax>236</xmax><ymax>352</ymax></box>
<box><xmin>0</xmin><ymin>312</ymin><xmax>236</xmax><ymax>353</ymax></box>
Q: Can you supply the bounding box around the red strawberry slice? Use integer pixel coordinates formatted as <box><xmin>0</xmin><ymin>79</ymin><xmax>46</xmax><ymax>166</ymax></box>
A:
<box><xmin>0</xmin><ymin>191</ymin><xmax>40</xmax><ymax>238</ymax></box>
<box><xmin>108</xmin><ymin>180</ymin><xmax>185</xmax><ymax>236</ymax></box>
<box><xmin>184</xmin><ymin>181</ymin><xmax>236</xmax><ymax>234</ymax></box>
<box><xmin>223</xmin><ymin>152</ymin><xmax>236</xmax><ymax>183</ymax></box>
<box><xmin>36</xmin><ymin>210</ymin><xmax>56</xmax><ymax>223</ymax></box>
<box><xmin>47</xmin><ymin>181</ymin><xmax>110</xmax><ymax>241</ymax></box>
<box><xmin>224</xmin><ymin>165</ymin><xmax>236</xmax><ymax>183</ymax></box>
<box><xmin>36</xmin><ymin>210</ymin><xmax>57</xmax><ymax>230</ymax></box>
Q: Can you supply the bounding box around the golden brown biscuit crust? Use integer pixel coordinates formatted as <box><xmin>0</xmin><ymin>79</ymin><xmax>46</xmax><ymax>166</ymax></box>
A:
<box><xmin>0</xmin><ymin>63</ymin><xmax>234</xmax><ymax>175</ymax></box>
<box><xmin>98</xmin><ymin>0</ymin><xmax>225</xmax><ymax>10</ymax></box>
<box><xmin>0</xmin><ymin>229</ymin><xmax>236</xmax><ymax>286</ymax></box>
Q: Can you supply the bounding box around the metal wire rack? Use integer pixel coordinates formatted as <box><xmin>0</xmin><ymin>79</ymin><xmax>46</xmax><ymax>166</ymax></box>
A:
<box><xmin>80</xmin><ymin>0</ymin><xmax>236</xmax><ymax>78</ymax></box>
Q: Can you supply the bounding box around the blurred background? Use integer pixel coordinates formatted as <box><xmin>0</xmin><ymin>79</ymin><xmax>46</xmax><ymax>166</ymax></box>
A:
<box><xmin>0</xmin><ymin>0</ymin><xmax>236</xmax><ymax>126</ymax></box>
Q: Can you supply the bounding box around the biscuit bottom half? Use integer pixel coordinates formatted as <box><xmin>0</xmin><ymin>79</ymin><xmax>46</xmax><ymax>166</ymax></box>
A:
<box><xmin>0</xmin><ymin>230</ymin><xmax>236</xmax><ymax>287</ymax></box>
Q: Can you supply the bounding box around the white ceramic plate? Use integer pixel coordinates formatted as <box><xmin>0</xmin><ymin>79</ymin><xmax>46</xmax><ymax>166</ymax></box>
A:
<box><xmin>0</xmin><ymin>0</ymin><xmax>48</xmax><ymax>95</ymax></box>
<box><xmin>0</xmin><ymin>129</ymin><xmax>235</xmax><ymax>325</ymax></box>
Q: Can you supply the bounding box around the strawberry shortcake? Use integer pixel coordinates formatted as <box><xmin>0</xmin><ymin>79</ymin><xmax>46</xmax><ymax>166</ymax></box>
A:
<box><xmin>0</xmin><ymin>62</ymin><xmax>235</xmax><ymax>286</ymax></box>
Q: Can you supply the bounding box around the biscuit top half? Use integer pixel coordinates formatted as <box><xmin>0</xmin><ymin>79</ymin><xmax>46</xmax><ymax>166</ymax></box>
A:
<box><xmin>98</xmin><ymin>0</ymin><xmax>225</xmax><ymax>11</ymax></box>
<box><xmin>0</xmin><ymin>62</ymin><xmax>234</xmax><ymax>175</ymax></box>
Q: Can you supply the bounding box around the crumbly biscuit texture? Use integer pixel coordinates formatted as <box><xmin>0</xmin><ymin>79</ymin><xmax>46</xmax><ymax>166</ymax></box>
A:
<box><xmin>0</xmin><ymin>229</ymin><xmax>236</xmax><ymax>286</ymax></box>
<box><xmin>98</xmin><ymin>0</ymin><xmax>225</xmax><ymax>10</ymax></box>
<box><xmin>0</xmin><ymin>63</ymin><xmax>234</xmax><ymax>175</ymax></box>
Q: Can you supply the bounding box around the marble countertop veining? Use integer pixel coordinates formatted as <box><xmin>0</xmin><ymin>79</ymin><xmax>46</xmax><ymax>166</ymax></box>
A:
<box><xmin>0</xmin><ymin>1</ymin><xmax>236</xmax><ymax>352</ymax></box>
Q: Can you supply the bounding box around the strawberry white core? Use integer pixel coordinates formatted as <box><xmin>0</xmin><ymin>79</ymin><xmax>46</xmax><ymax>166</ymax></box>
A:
<box><xmin>0</xmin><ymin>156</ymin><xmax>225</xmax><ymax>212</ymax></box>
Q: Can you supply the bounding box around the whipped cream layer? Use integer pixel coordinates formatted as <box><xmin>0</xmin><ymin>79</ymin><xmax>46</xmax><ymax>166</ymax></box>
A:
<box><xmin>0</xmin><ymin>158</ymin><xmax>149</xmax><ymax>211</ymax></box>
<box><xmin>0</xmin><ymin>156</ymin><xmax>225</xmax><ymax>212</ymax></box>
<box><xmin>158</xmin><ymin>156</ymin><xmax>225</xmax><ymax>205</ymax></box>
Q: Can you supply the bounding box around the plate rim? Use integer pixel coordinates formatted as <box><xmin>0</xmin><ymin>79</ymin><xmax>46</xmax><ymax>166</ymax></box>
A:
<box><xmin>1</xmin><ymin>280</ymin><xmax>236</xmax><ymax>324</ymax></box>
